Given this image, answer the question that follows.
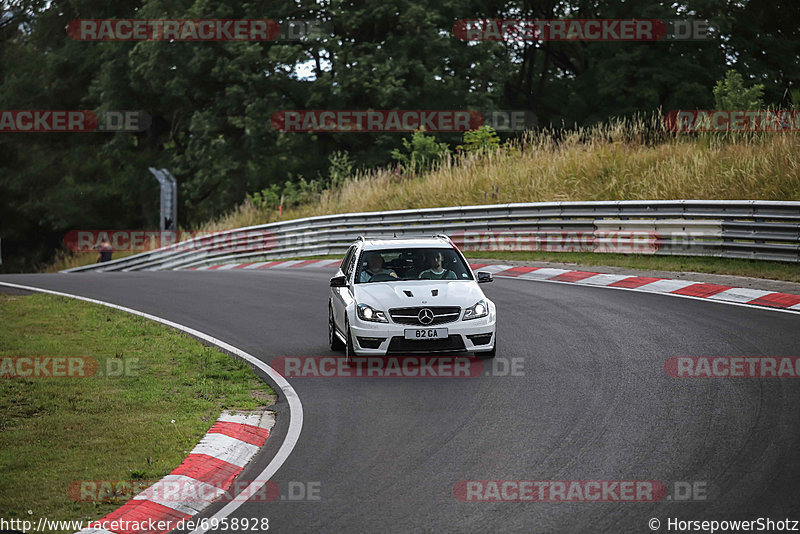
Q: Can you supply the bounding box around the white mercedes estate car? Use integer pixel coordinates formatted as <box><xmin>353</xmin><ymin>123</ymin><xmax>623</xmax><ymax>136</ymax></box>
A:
<box><xmin>328</xmin><ymin>235</ymin><xmax>496</xmax><ymax>361</ymax></box>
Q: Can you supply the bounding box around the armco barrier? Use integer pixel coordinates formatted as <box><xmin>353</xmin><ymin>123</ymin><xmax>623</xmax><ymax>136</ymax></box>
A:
<box><xmin>63</xmin><ymin>201</ymin><xmax>800</xmax><ymax>272</ymax></box>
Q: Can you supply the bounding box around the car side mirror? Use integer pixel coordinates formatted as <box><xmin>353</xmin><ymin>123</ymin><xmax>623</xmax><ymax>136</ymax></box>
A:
<box><xmin>476</xmin><ymin>271</ymin><xmax>493</xmax><ymax>283</ymax></box>
<box><xmin>330</xmin><ymin>275</ymin><xmax>348</xmax><ymax>287</ymax></box>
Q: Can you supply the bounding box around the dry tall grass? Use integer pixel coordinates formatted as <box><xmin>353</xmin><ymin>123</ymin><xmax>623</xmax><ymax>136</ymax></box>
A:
<box><xmin>46</xmin><ymin>117</ymin><xmax>800</xmax><ymax>272</ymax></box>
<box><xmin>256</xmin><ymin>119</ymin><xmax>800</xmax><ymax>224</ymax></box>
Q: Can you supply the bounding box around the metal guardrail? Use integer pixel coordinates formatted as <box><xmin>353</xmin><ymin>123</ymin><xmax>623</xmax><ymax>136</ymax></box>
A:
<box><xmin>63</xmin><ymin>200</ymin><xmax>800</xmax><ymax>272</ymax></box>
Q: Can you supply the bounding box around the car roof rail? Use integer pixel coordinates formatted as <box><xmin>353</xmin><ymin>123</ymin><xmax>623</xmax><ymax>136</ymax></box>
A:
<box><xmin>435</xmin><ymin>233</ymin><xmax>454</xmax><ymax>245</ymax></box>
<box><xmin>359</xmin><ymin>234</ymin><xmax>453</xmax><ymax>243</ymax></box>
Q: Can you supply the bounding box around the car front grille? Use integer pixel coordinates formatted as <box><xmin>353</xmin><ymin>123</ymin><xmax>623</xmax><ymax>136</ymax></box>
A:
<box><xmin>388</xmin><ymin>306</ymin><xmax>461</xmax><ymax>326</ymax></box>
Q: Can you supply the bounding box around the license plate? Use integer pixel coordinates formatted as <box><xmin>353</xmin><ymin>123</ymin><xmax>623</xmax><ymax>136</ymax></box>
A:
<box><xmin>404</xmin><ymin>328</ymin><xmax>448</xmax><ymax>340</ymax></box>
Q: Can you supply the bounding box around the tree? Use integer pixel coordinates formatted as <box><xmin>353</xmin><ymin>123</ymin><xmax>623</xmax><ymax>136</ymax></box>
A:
<box><xmin>498</xmin><ymin>0</ymin><xmax>727</xmax><ymax>126</ymax></box>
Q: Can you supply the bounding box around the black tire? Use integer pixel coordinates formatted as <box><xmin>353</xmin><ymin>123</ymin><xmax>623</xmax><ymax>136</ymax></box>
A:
<box><xmin>478</xmin><ymin>337</ymin><xmax>496</xmax><ymax>360</ymax></box>
<box><xmin>329</xmin><ymin>304</ymin><xmax>344</xmax><ymax>351</ymax></box>
<box><xmin>344</xmin><ymin>318</ymin><xmax>357</xmax><ymax>365</ymax></box>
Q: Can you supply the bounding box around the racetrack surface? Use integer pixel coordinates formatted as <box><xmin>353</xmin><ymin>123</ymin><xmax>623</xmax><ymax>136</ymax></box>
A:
<box><xmin>2</xmin><ymin>268</ymin><xmax>799</xmax><ymax>533</ymax></box>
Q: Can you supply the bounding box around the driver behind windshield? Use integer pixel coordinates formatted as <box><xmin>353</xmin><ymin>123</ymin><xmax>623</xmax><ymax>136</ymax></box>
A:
<box><xmin>359</xmin><ymin>253</ymin><xmax>398</xmax><ymax>282</ymax></box>
<box><xmin>419</xmin><ymin>251</ymin><xmax>457</xmax><ymax>280</ymax></box>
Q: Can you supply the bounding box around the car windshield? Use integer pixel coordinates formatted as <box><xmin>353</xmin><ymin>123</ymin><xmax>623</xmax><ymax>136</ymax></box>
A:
<box><xmin>355</xmin><ymin>248</ymin><xmax>473</xmax><ymax>283</ymax></box>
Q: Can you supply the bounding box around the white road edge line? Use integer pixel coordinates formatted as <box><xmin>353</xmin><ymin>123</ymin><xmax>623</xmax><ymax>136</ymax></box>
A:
<box><xmin>0</xmin><ymin>281</ymin><xmax>303</xmax><ymax>534</ymax></box>
<box><xmin>497</xmin><ymin>276</ymin><xmax>800</xmax><ymax>317</ymax></box>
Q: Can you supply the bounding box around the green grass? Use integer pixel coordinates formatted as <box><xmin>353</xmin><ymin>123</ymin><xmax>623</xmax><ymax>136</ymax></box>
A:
<box><xmin>462</xmin><ymin>251</ymin><xmax>800</xmax><ymax>283</ymax></box>
<box><xmin>0</xmin><ymin>293</ymin><xmax>274</xmax><ymax>532</ymax></box>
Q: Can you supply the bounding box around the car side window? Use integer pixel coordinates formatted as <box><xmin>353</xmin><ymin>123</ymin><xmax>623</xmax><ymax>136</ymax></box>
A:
<box><xmin>340</xmin><ymin>246</ymin><xmax>354</xmax><ymax>274</ymax></box>
<box><xmin>343</xmin><ymin>247</ymin><xmax>359</xmax><ymax>280</ymax></box>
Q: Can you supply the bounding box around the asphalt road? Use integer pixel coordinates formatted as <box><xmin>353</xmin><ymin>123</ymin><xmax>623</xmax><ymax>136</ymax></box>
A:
<box><xmin>2</xmin><ymin>269</ymin><xmax>799</xmax><ymax>533</ymax></box>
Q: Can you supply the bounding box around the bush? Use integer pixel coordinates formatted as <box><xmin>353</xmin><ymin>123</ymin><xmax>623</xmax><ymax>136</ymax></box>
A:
<box><xmin>458</xmin><ymin>125</ymin><xmax>501</xmax><ymax>154</ymax></box>
<box><xmin>247</xmin><ymin>184</ymin><xmax>282</xmax><ymax>211</ymax></box>
<box><xmin>390</xmin><ymin>129</ymin><xmax>450</xmax><ymax>174</ymax></box>
<box><xmin>713</xmin><ymin>70</ymin><xmax>765</xmax><ymax>110</ymax></box>
<box><xmin>790</xmin><ymin>89</ymin><xmax>800</xmax><ymax>110</ymax></box>
<box><xmin>247</xmin><ymin>177</ymin><xmax>322</xmax><ymax>213</ymax></box>
<box><xmin>327</xmin><ymin>150</ymin><xmax>354</xmax><ymax>189</ymax></box>
<box><xmin>248</xmin><ymin>151</ymin><xmax>355</xmax><ymax>214</ymax></box>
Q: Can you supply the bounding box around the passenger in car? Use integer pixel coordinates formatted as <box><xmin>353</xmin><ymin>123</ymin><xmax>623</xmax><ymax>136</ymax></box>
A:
<box><xmin>419</xmin><ymin>251</ymin><xmax>457</xmax><ymax>280</ymax></box>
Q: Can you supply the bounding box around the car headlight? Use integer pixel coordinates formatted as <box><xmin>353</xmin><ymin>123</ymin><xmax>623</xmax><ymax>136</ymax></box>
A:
<box><xmin>357</xmin><ymin>303</ymin><xmax>389</xmax><ymax>323</ymax></box>
<box><xmin>463</xmin><ymin>299</ymin><xmax>488</xmax><ymax>321</ymax></box>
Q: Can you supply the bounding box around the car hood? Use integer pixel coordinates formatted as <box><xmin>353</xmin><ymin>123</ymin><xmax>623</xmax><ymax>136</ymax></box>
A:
<box><xmin>354</xmin><ymin>280</ymin><xmax>486</xmax><ymax>310</ymax></box>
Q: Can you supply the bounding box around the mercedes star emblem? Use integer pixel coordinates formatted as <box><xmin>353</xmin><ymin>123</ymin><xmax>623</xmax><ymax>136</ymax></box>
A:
<box><xmin>418</xmin><ymin>308</ymin><xmax>434</xmax><ymax>325</ymax></box>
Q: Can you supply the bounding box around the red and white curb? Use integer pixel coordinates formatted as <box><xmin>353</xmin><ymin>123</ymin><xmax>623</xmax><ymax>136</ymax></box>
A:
<box><xmin>187</xmin><ymin>259</ymin><xmax>341</xmax><ymax>271</ymax></box>
<box><xmin>76</xmin><ymin>410</ymin><xmax>275</xmax><ymax>534</ymax></box>
<box><xmin>469</xmin><ymin>263</ymin><xmax>800</xmax><ymax>312</ymax></box>
<box><xmin>186</xmin><ymin>259</ymin><xmax>800</xmax><ymax>314</ymax></box>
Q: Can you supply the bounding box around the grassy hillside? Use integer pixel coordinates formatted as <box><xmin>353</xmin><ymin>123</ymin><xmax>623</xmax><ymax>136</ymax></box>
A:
<box><xmin>48</xmin><ymin>119</ymin><xmax>800</xmax><ymax>272</ymax></box>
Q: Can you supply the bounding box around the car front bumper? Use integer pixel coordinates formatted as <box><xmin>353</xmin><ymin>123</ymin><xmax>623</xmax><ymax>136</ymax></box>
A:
<box><xmin>348</xmin><ymin>305</ymin><xmax>496</xmax><ymax>356</ymax></box>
